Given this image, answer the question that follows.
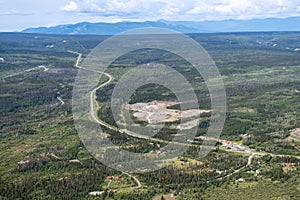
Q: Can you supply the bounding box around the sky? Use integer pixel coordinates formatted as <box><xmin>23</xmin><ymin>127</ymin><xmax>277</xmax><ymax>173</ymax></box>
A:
<box><xmin>1</xmin><ymin>0</ymin><xmax>300</xmax><ymax>31</ymax></box>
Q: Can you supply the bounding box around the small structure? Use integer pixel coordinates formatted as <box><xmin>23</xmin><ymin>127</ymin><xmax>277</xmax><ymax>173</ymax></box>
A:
<box><xmin>69</xmin><ymin>159</ymin><xmax>81</xmax><ymax>164</ymax></box>
<box><xmin>107</xmin><ymin>176</ymin><xmax>113</xmax><ymax>180</ymax></box>
<box><xmin>115</xmin><ymin>176</ymin><xmax>122</xmax><ymax>179</ymax></box>
<box><xmin>288</xmin><ymin>163</ymin><xmax>296</xmax><ymax>167</ymax></box>
<box><xmin>117</xmin><ymin>164</ymin><xmax>123</xmax><ymax>169</ymax></box>
<box><xmin>216</xmin><ymin>170</ymin><xmax>223</xmax><ymax>175</ymax></box>
<box><xmin>38</xmin><ymin>65</ymin><xmax>49</xmax><ymax>72</ymax></box>
<box><xmin>160</xmin><ymin>177</ymin><xmax>165</xmax><ymax>181</ymax></box>
<box><xmin>208</xmin><ymin>168</ymin><xmax>218</xmax><ymax>174</ymax></box>
<box><xmin>178</xmin><ymin>157</ymin><xmax>188</xmax><ymax>162</ymax></box>
<box><xmin>17</xmin><ymin>160</ymin><xmax>30</xmax><ymax>165</ymax></box>
<box><xmin>89</xmin><ymin>191</ymin><xmax>104</xmax><ymax>196</ymax></box>
<box><xmin>237</xmin><ymin>178</ymin><xmax>245</xmax><ymax>182</ymax></box>
<box><xmin>58</xmin><ymin>176</ymin><xmax>68</xmax><ymax>181</ymax></box>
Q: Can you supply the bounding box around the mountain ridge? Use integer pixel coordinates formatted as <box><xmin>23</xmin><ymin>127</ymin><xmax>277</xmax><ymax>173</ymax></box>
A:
<box><xmin>22</xmin><ymin>16</ymin><xmax>300</xmax><ymax>35</ymax></box>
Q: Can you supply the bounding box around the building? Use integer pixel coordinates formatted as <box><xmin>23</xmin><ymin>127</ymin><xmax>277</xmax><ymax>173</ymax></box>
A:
<box><xmin>17</xmin><ymin>160</ymin><xmax>30</xmax><ymax>165</ymax></box>
<box><xmin>237</xmin><ymin>178</ymin><xmax>245</xmax><ymax>182</ymax></box>
<box><xmin>288</xmin><ymin>163</ymin><xmax>296</xmax><ymax>167</ymax></box>
<box><xmin>89</xmin><ymin>191</ymin><xmax>104</xmax><ymax>196</ymax></box>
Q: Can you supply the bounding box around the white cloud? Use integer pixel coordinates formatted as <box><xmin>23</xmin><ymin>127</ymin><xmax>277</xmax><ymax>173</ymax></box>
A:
<box><xmin>60</xmin><ymin>0</ymin><xmax>300</xmax><ymax>21</ymax></box>
<box><xmin>187</xmin><ymin>7</ymin><xmax>203</xmax><ymax>15</ymax></box>
<box><xmin>214</xmin><ymin>0</ymin><xmax>254</xmax><ymax>14</ymax></box>
<box><xmin>61</xmin><ymin>1</ymin><xmax>79</xmax><ymax>11</ymax></box>
<box><xmin>184</xmin><ymin>0</ymin><xmax>300</xmax><ymax>20</ymax></box>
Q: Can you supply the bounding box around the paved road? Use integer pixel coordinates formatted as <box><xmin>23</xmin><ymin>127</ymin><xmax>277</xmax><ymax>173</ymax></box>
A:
<box><xmin>68</xmin><ymin>51</ymin><xmax>117</xmax><ymax>130</ymax></box>
<box><xmin>70</xmin><ymin>51</ymin><xmax>142</xmax><ymax>190</ymax></box>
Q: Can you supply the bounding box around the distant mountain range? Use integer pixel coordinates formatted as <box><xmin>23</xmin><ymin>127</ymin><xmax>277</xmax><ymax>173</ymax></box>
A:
<box><xmin>22</xmin><ymin>17</ymin><xmax>300</xmax><ymax>35</ymax></box>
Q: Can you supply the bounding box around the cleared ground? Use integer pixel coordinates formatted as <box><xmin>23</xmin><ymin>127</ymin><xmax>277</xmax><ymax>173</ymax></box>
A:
<box><xmin>126</xmin><ymin>101</ymin><xmax>211</xmax><ymax>130</ymax></box>
<box><xmin>287</xmin><ymin>128</ymin><xmax>300</xmax><ymax>142</ymax></box>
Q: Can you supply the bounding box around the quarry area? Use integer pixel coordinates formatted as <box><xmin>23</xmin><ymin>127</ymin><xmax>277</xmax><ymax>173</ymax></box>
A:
<box><xmin>126</xmin><ymin>101</ymin><xmax>211</xmax><ymax>129</ymax></box>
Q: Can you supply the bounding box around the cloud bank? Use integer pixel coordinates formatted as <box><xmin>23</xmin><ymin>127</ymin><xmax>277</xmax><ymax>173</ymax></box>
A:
<box><xmin>1</xmin><ymin>0</ymin><xmax>300</xmax><ymax>31</ymax></box>
<box><xmin>61</xmin><ymin>0</ymin><xmax>300</xmax><ymax>21</ymax></box>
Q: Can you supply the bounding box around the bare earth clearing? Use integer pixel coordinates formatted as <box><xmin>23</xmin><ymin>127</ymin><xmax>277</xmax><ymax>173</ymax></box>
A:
<box><xmin>126</xmin><ymin>101</ymin><xmax>211</xmax><ymax>129</ymax></box>
<box><xmin>287</xmin><ymin>128</ymin><xmax>300</xmax><ymax>142</ymax></box>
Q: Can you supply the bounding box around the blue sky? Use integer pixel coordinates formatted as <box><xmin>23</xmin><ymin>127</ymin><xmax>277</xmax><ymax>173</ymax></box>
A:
<box><xmin>1</xmin><ymin>0</ymin><xmax>300</xmax><ymax>31</ymax></box>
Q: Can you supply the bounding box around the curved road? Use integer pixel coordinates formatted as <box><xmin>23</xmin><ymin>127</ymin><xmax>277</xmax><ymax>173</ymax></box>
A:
<box><xmin>123</xmin><ymin>172</ymin><xmax>142</xmax><ymax>189</ymax></box>
<box><xmin>205</xmin><ymin>153</ymin><xmax>254</xmax><ymax>183</ymax></box>
<box><xmin>70</xmin><ymin>51</ymin><xmax>142</xmax><ymax>190</ymax></box>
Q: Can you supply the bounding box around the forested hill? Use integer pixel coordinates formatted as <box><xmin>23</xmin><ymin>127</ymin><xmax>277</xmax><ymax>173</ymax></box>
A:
<box><xmin>22</xmin><ymin>17</ymin><xmax>300</xmax><ymax>35</ymax></box>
